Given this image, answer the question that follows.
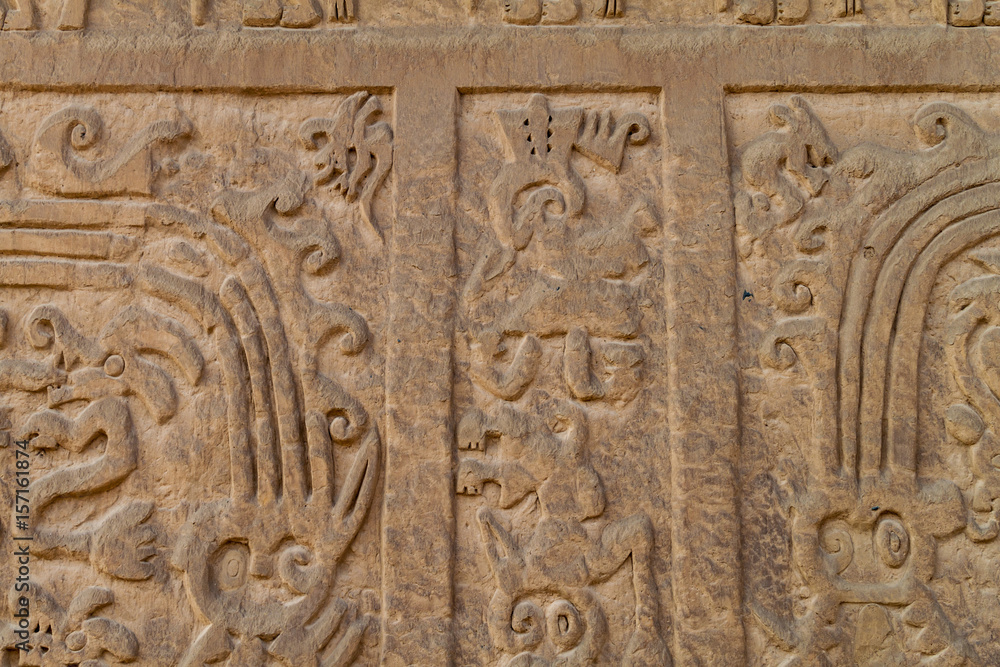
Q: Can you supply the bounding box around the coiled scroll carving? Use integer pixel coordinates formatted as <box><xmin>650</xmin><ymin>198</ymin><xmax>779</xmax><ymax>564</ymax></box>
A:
<box><xmin>737</xmin><ymin>97</ymin><xmax>1000</xmax><ymax>664</ymax></box>
<box><xmin>457</xmin><ymin>93</ymin><xmax>668</xmax><ymax>666</ymax></box>
<box><xmin>0</xmin><ymin>96</ymin><xmax>386</xmax><ymax>666</ymax></box>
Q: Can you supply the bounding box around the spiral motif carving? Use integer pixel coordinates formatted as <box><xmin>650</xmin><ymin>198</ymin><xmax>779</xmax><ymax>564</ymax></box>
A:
<box><xmin>819</xmin><ymin>521</ymin><xmax>854</xmax><ymax>574</ymax></box>
<box><xmin>774</xmin><ymin>280</ymin><xmax>813</xmax><ymax>314</ymax></box>
<box><xmin>510</xmin><ymin>600</ymin><xmax>545</xmax><ymax>649</ymax></box>
<box><xmin>278</xmin><ymin>544</ymin><xmax>323</xmax><ymax>595</ymax></box>
<box><xmin>69</xmin><ymin>112</ymin><xmax>104</xmax><ymax>150</ymax></box>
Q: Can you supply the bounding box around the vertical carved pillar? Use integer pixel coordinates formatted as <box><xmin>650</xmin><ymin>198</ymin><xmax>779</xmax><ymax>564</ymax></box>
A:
<box><xmin>381</xmin><ymin>81</ymin><xmax>456</xmax><ymax>666</ymax></box>
<box><xmin>664</xmin><ymin>83</ymin><xmax>746</xmax><ymax>664</ymax></box>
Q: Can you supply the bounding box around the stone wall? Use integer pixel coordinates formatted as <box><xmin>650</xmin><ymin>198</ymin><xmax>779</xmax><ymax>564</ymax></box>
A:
<box><xmin>0</xmin><ymin>2</ymin><xmax>997</xmax><ymax>665</ymax></box>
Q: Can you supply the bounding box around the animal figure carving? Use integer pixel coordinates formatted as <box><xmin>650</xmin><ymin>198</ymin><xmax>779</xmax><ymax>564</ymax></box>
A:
<box><xmin>456</xmin><ymin>393</ymin><xmax>669</xmax><ymax>666</ymax></box>
<box><xmin>0</xmin><ymin>100</ymin><xmax>383</xmax><ymax>667</ymax></box>
<box><xmin>4</xmin><ymin>304</ymin><xmax>202</xmax><ymax>580</ymax></box>
<box><xmin>735</xmin><ymin>95</ymin><xmax>838</xmax><ymax>239</ymax></box>
<box><xmin>742</xmin><ymin>101</ymin><xmax>1000</xmax><ymax>664</ymax></box>
<box><xmin>172</xmin><ymin>431</ymin><xmax>379</xmax><ymax>667</ymax></box>
<box><xmin>2</xmin><ymin>585</ymin><xmax>139</xmax><ymax>666</ymax></box>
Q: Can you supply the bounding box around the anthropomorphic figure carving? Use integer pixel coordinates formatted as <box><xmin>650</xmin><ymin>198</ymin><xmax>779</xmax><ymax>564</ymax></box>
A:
<box><xmin>456</xmin><ymin>393</ymin><xmax>669</xmax><ymax>666</ymax></box>
<box><xmin>465</xmin><ymin>192</ymin><xmax>655</xmax><ymax>405</ymax></box>
<box><xmin>735</xmin><ymin>95</ymin><xmax>838</xmax><ymax>239</ymax></box>
<box><xmin>465</xmin><ymin>97</ymin><xmax>655</xmax><ymax>407</ymax></box>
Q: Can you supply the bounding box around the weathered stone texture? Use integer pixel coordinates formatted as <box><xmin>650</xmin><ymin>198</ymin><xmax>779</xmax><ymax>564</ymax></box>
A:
<box><xmin>0</xmin><ymin>3</ymin><xmax>998</xmax><ymax>667</ymax></box>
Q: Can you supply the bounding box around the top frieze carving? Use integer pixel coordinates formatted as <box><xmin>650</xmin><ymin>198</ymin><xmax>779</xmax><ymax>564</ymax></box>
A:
<box><xmin>724</xmin><ymin>0</ymin><xmax>946</xmax><ymax>25</ymax></box>
<box><xmin>1</xmin><ymin>0</ymin><xmax>87</xmax><ymax>30</ymax></box>
<box><xmin>948</xmin><ymin>0</ymin><xmax>1000</xmax><ymax>24</ymax></box>
<box><xmin>0</xmin><ymin>0</ymin><xmax>969</xmax><ymax>29</ymax></box>
<box><xmin>0</xmin><ymin>0</ymin><xmax>359</xmax><ymax>31</ymax></box>
<box><xmin>192</xmin><ymin>0</ymin><xmax>356</xmax><ymax>27</ymax></box>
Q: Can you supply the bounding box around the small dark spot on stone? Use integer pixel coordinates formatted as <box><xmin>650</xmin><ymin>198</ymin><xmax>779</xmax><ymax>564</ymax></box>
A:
<box><xmin>742</xmin><ymin>290</ymin><xmax>753</xmax><ymax>301</ymax></box>
<box><xmin>871</xmin><ymin>506</ymin><xmax>879</xmax><ymax>511</ymax></box>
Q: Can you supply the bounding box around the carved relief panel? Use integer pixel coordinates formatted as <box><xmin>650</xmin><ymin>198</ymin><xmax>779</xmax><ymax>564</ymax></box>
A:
<box><xmin>0</xmin><ymin>0</ymin><xmax>958</xmax><ymax>30</ymax></box>
<box><xmin>453</xmin><ymin>91</ymin><xmax>671</xmax><ymax>666</ymax></box>
<box><xmin>191</xmin><ymin>0</ymin><xmax>357</xmax><ymax>28</ymax></box>
<box><xmin>732</xmin><ymin>93</ymin><xmax>1000</xmax><ymax>665</ymax></box>
<box><xmin>0</xmin><ymin>90</ymin><xmax>392</xmax><ymax>666</ymax></box>
<box><xmin>723</xmin><ymin>0</ymin><xmax>941</xmax><ymax>26</ymax></box>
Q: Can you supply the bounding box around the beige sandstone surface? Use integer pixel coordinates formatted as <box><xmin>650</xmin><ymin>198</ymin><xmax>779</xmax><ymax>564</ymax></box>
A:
<box><xmin>0</xmin><ymin>2</ymin><xmax>998</xmax><ymax>666</ymax></box>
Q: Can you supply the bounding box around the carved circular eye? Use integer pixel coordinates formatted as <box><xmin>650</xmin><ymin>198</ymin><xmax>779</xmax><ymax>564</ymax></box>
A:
<box><xmin>213</xmin><ymin>542</ymin><xmax>249</xmax><ymax>591</ymax></box>
<box><xmin>104</xmin><ymin>354</ymin><xmax>125</xmax><ymax>377</ymax></box>
<box><xmin>510</xmin><ymin>600</ymin><xmax>544</xmax><ymax>647</ymax></box>
<box><xmin>547</xmin><ymin>599</ymin><xmax>584</xmax><ymax>652</ymax></box>
<box><xmin>329</xmin><ymin>416</ymin><xmax>350</xmax><ymax>442</ymax></box>
<box><xmin>875</xmin><ymin>515</ymin><xmax>909</xmax><ymax>569</ymax></box>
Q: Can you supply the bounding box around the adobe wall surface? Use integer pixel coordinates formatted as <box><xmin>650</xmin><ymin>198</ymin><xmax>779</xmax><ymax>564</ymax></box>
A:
<box><xmin>0</xmin><ymin>1</ymin><xmax>998</xmax><ymax>665</ymax></box>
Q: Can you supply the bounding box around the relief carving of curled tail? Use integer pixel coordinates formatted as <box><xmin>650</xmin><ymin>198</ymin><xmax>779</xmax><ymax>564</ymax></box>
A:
<box><xmin>27</xmin><ymin>303</ymin><xmax>106</xmax><ymax>366</ymax></box>
<box><xmin>28</xmin><ymin>105</ymin><xmax>191</xmax><ymax>197</ymax></box>
<box><xmin>299</xmin><ymin>302</ymin><xmax>372</xmax><ymax>442</ymax></box>
<box><xmin>912</xmin><ymin>102</ymin><xmax>989</xmax><ymax>154</ymax></box>
<box><xmin>774</xmin><ymin>259</ymin><xmax>827</xmax><ymax>314</ymax></box>
<box><xmin>308</xmin><ymin>301</ymin><xmax>370</xmax><ymax>356</ymax></box>
<box><xmin>304</xmin><ymin>369</ymin><xmax>368</xmax><ymax>443</ymax></box>
<box><xmin>760</xmin><ymin>317</ymin><xmax>825</xmax><ymax>371</ymax></box>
